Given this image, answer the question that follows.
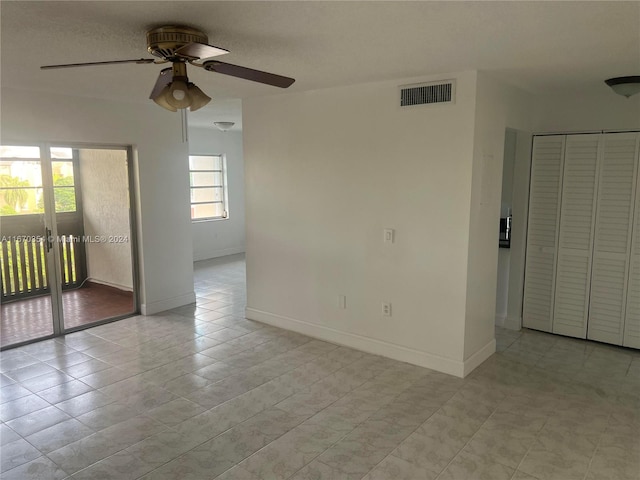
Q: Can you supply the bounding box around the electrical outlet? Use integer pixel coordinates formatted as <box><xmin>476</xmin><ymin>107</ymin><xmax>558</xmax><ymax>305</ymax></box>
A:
<box><xmin>338</xmin><ymin>295</ymin><xmax>347</xmax><ymax>309</ymax></box>
<box><xmin>382</xmin><ymin>302</ymin><xmax>392</xmax><ymax>317</ymax></box>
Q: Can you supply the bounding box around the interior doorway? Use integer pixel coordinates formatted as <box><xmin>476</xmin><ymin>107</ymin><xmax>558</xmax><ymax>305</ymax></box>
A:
<box><xmin>495</xmin><ymin>129</ymin><xmax>517</xmax><ymax>327</ymax></box>
<box><xmin>0</xmin><ymin>144</ymin><xmax>138</xmax><ymax>348</ymax></box>
<box><xmin>494</xmin><ymin>128</ymin><xmax>534</xmax><ymax>332</ymax></box>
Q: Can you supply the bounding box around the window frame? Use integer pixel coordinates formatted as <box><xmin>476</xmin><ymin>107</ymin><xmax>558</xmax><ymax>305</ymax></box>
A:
<box><xmin>0</xmin><ymin>152</ymin><xmax>80</xmax><ymax>217</ymax></box>
<box><xmin>51</xmin><ymin>157</ymin><xmax>79</xmax><ymax>214</ymax></box>
<box><xmin>188</xmin><ymin>154</ymin><xmax>229</xmax><ymax>222</ymax></box>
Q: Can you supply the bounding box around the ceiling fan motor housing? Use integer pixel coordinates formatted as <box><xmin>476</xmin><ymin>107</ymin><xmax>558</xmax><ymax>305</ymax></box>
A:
<box><xmin>146</xmin><ymin>25</ymin><xmax>208</xmax><ymax>60</ymax></box>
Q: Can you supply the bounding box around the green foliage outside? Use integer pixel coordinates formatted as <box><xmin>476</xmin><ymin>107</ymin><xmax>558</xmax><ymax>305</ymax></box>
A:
<box><xmin>0</xmin><ymin>175</ymin><xmax>29</xmax><ymax>214</ymax></box>
<box><xmin>0</xmin><ymin>174</ymin><xmax>76</xmax><ymax>216</ymax></box>
<box><xmin>35</xmin><ymin>174</ymin><xmax>76</xmax><ymax>213</ymax></box>
<box><xmin>1</xmin><ymin>205</ymin><xmax>17</xmax><ymax>215</ymax></box>
<box><xmin>52</xmin><ymin>174</ymin><xmax>76</xmax><ymax>213</ymax></box>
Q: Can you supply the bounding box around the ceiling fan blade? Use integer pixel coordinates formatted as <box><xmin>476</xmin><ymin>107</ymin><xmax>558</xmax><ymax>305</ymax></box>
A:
<box><xmin>40</xmin><ymin>59</ymin><xmax>155</xmax><ymax>70</ymax></box>
<box><xmin>175</xmin><ymin>42</ymin><xmax>229</xmax><ymax>60</ymax></box>
<box><xmin>149</xmin><ymin>67</ymin><xmax>173</xmax><ymax>99</ymax></box>
<box><xmin>202</xmin><ymin>61</ymin><xmax>295</xmax><ymax>88</ymax></box>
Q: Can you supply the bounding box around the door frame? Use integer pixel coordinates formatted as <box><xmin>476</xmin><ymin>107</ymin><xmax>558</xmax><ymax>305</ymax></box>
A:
<box><xmin>53</xmin><ymin>142</ymin><xmax>140</xmax><ymax>336</ymax></box>
<box><xmin>0</xmin><ymin>141</ymin><xmax>140</xmax><ymax>350</ymax></box>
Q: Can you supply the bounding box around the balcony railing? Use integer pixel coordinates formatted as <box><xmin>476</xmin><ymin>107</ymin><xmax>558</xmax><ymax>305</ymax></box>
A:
<box><xmin>1</xmin><ymin>234</ymin><xmax>84</xmax><ymax>302</ymax></box>
<box><xmin>1</xmin><ymin>236</ymin><xmax>49</xmax><ymax>300</ymax></box>
<box><xmin>1</xmin><ymin>215</ymin><xmax>85</xmax><ymax>303</ymax></box>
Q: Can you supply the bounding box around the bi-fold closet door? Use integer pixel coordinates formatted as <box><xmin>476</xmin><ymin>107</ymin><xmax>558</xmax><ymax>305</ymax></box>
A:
<box><xmin>618</xmin><ymin>134</ymin><xmax>640</xmax><ymax>348</ymax></box>
<box><xmin>522</xmin><ymin>136</ymin><xmax>566</xmax><ymax>334</ymax></box>
<box><xmin>552</xmin><ymin>135</ymin><xmax>600</xmax><ymax>339</ymax></box>
<box><xmin>588</xmin><ymin>133</ymin><xmax>638</xmax><ymax>345</ymax></box>
<box><xmin>523</xmin><ymin>132</ymin><xmax>640</xmax><ymax>348</ymax></box>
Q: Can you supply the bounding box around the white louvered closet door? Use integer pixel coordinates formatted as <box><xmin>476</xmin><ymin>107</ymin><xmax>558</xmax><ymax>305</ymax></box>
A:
<box><xmin>620</xmin><ymin>134</ymin><xmax>640</xmax><ymax>348</ymax></box>
<box><xmin>589</xmin><ymin>133</ymin><xmax>639</xmax><ymax>345</ymax></box>
<box><xmin>552</xmin><ymin>135</ymin><xmax>600</xmax><ymax>338</ymax></box>
<box><xmin>523</xmin><ymin>136</ymin><xmax>565</xmax><ymax>332</ymax></box>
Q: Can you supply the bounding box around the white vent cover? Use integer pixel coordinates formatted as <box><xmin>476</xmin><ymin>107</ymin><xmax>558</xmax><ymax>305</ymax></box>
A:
<box><xmin>400</xmin><ymin>80</ymin><xmax>455</xmax><ymax>107</ymax></box>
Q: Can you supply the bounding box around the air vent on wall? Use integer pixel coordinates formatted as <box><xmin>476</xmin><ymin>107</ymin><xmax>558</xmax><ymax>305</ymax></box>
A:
<box><xmin>400</xmin><ymin>80</ymin><xmax>455</xmax><ymax>107</ymax></box>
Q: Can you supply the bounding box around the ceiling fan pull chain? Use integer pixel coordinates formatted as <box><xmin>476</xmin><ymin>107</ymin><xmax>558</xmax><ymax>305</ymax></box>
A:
<box><xmin>181</xmin><ymin>109</ymin><xmax>189</xmax><ymax>143</ymax></box>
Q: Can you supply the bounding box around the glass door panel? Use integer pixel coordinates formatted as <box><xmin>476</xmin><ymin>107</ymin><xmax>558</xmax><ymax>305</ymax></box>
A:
<box><xmin>1</xmin><ymin>143</ymin><xmax>137</xmax><ymax>348</ymax></box>
<box><xmin>0</xmin><ymin>146</ymin><xmax>58</xmax><ymax>347</ymax></box>
<box><xmin>51</xmin><ymin>147</ymin><xmax>136</xmax><ymax>330</ymax></box>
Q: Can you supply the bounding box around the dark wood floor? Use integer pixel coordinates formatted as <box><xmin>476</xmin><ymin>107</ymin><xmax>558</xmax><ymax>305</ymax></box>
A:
<box><xmin>0</xmin><ymin>283</ymin><xmax>134</xmax><ymax>347</ymax></box>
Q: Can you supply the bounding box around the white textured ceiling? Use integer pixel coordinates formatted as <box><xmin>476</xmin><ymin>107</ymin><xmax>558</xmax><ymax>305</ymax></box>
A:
<box><xmin>2</xmin><ymin>1</ymin><xmax>639</xmax><ymax>128</ymax></box>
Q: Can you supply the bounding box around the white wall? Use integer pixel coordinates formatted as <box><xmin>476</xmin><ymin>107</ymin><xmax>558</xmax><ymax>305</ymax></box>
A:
<box><xmin>79</xmin><ymin>148</ymin><xmax>133</xmax><ymax>290</ymax></box>
<box><xmin>244</xmin><ymin>71</ymin><xmax>482</xmax><ymax>376</ymax></box>
<box><xmin>463</xmin><ymin>72</ymin><xmax>533</xmax><ymax>366</ymax></box>
<box><xmin>533</xmin><ymin>91</ymin><xmax>640</xmax><ymax>133</ymax></box>
<box><xmin>188</xmin><ymin>127</ymin><xmax>245</xmax><ymax>261</ymax></box>
<box><xmin>500</xmin><ymin>129</ymin><xmax>517</xmax><ymax>213</ymax></box>
<box><xmin>1</xmin><ymin>87</ymin><xmax>195</xmax><ymax>315</ymax></box>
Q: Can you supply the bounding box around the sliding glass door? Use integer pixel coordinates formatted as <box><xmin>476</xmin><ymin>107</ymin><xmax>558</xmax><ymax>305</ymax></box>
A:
<box><xmin>1</xmin><ymin>145</ymin><xmax>61</xmax><ymax>346</ymax></box>
<box><xmin>0</xmin><ymin>143</ymin><xmax>137</xmax><ymax>348</ymax></box>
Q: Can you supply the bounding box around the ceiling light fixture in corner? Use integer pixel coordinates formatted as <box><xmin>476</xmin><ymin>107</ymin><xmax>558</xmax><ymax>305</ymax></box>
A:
<box><xmin>605</xmin><ymin>76</ymin><xmax>640</xmax><ymax>98</ymax></box>
<box><xmin>214</xmin><ymin>122</ymin><xmax>235</xmax><ymax>132</ymax></box>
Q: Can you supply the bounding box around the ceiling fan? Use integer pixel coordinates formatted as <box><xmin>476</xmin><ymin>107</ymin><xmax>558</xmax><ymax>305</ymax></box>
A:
<box><xmin>40</xmin><ymin>25</ymin><xmax>296</xmax><ymax>112</ymax></box>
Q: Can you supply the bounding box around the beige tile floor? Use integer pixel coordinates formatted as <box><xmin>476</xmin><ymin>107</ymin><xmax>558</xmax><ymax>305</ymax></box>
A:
<box><xmin>1</xmin><ymin>253</ymin><xmax>639</xmax><ymax>479</ymax></box>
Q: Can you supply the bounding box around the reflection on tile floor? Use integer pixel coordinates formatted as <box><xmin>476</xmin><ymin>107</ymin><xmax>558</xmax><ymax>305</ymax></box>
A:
<box><xmin>1</xmin><ymin>253</ymin><xmax>639</xmax><ymax>479</ymax></box>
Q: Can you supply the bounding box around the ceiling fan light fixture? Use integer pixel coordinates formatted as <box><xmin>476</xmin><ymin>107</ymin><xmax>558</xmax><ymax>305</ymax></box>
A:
<box><xmin>188</xmin><ymin>83</ymin><xmax>211</xmax><ymax>112</ymax></box>
<box><xmin>167</xmin><ymin>77</ymin><xmax>192</xmax><ymax>108</ymax></box>
<box><xmin>163</xmin><ymin>61</ymin><xmax>192</xmax><ymax>109</ymax></box>
<box><xmin>152</xmin><ymin>85</ymin><xmax>178</xmax><ymax>112</ymax></box>
<box><xmin>605</xmin><ymin>76</ymin><xmax>640</xmax><ymax>98</ymax></box>
<box><xmin>214</xmin><ymin>121</ymin><xmax>235</xmax><ymax>132</ymax></box>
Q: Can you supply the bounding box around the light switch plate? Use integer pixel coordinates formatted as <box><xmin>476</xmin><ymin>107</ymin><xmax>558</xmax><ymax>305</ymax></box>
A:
<box><xmin>383</xmin><ymin>228</ymin><xmax>394</xmax><ymax>244</ymax></box>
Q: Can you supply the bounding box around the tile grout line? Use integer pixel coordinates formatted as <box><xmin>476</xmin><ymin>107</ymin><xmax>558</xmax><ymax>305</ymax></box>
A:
<box><xmin>279</xmin><ymin>365</ymin><xmax>442</xmax><ymax>480</ymax></box>
<box><xmin>126</xmin><ymin>342</ymin><xmax>354</xmax><ymax>478</ymax></box>
<box><xmin>579</xmin><ymin>409</ymin><xmax>612</xmax><ymax>480</ymax></box>
<box><xmin>432</xmin><ymin>386</ymin><xmax>519</xmax><ymax>480</ymax></box>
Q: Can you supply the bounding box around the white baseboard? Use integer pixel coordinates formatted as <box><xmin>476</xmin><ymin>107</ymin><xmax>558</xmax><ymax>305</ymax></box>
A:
<box><xmin>462</xmin><ymin>338</ymin><xmax>496</xmax><ymax>377</ymax></box>
<box><xmin>245</xmin><ymin>307</ymin><xmax>469</xmax><ymax>378</ymax></box>
<box><xmin>87</xmin><ymin>278</ymin><xmax>133</xmax><ymax>292</ymax></box>
<box><xmin>141</xmin><ymin>291</ymin><xmax>196</xmax><ymax>316</ymax></box>
<box><xmin>495</xmin><ymin>314</ymin><xmax>506</xmax><ymax>327</ymax></box>
<box><xmin>194</xmin><ymin>246</ymin><xmax>245</xmax><ymax>262</ymax></box>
